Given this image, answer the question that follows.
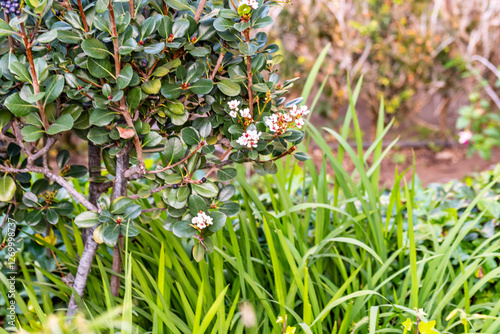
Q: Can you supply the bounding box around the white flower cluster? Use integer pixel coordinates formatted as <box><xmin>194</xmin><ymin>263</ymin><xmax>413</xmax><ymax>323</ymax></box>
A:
<box><xmin>227</xmin><ymin>100</ymin><xmax>252</xmax><ymax>120</ymax></box>
<box><xmin>191</xmin><ymin>211</ymin><xmax>213</xmax><ymax>230</ymax></box>
<box><xmin>227</xmin><ymin>99</ymin><xmax>240</xmax><ymax>118</ymax></box>
<box><xmin>240</xmin><ymin>0</ymin><xmax>258</xmax><ymax>9</ymax></box>
<box><xmin>265</xmin><ymin>105</ymin><xmax>310</xmax><ymax>133</ymax></box>
<box><xmin>240</xmin><ymin>108</ymin><xmax>251</xmax><ymax>119</ymax></box>
<box><xmin>236</xmin><ymin>129</ymin><xmax>262</xmax><ymax>149</ymax></box>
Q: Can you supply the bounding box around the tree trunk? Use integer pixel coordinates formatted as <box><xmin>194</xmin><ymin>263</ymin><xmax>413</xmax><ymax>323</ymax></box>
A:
<box><xmin>67</xmin><ymin>143</ymin><xmax>102</xmax><ymax>317</ymax></box>
<box><xmin>82</xmin><ymin>143</ymin><xmax>102</xmax><ymax>242</ymax></box>
<box><xmin>110</xmin><ymin>149</ymin><xmax>129</xmax><ymax>297</ymax></box>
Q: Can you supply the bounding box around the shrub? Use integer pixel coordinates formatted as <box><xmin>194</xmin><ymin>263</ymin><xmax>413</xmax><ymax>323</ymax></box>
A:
<box><xmin>0</xmin><ymin>0</ymin><xmax>308</xmax><ymax>317</ymax></box>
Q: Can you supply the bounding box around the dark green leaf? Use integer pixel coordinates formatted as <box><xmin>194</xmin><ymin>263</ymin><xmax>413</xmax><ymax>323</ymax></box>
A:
<box><xmin>189</xmin><ymin>79</ymin><xmax>213</xmax><ymax>95</ymax></box>
<box><xmin>181</xmin><ymin>127</ymin><xmax>200</xmax><ymax>146</ymax></box>
<box><xmin>46</xmin><ymin>114</ymin><xmax>74</xmax><ymax>135</ymax></box>
<box><xmin>44</xmin><ymin>75</ymin><xmax>65</xmax><ymax>105</ymax></box>
<box><xmin>238</xmin><ymin>42</ymin><xmax>259</xmax><ymax>56</ymax></box>
<box><xmin>124</xmin><ymin>204</ymin><xmax>142</xmax><ymax>220</ymax></box>
<box><xmin>9</xmin><ymin>61</ymin><xmax>32</xmax><ymax>83</ymax></box>
<box><xmin>143</xmin><ymin>131</ymin><xmax>162</xmax><ymax>147</ymax></box>
<box><xmin>219</xmin><ymin>202</ymin><xmax>240</xmax><ymax>216</ymax></box>
<box><xmin>90</xmin><ymin>109</ymin><xmax>116</xmax><ymax>126</ymax></box>
<box><xmin>88</xmin><ymin>58</ymin><xmax>114</xmax><ymax>79</ymax></box>
<box><xmin>5</xmin><ymin>93</ymin><xmax>38</xmax><ymax>117</ymax></box>
<box><xmin>218</xmin><ymin>185</ymin><xmax>235</xmax><ymax>201</ymax></box>
<box><xmin>22</xmin><ymin>192</ymin><xmax>39</xmax><ymax>207</ymax></box>
<box><xmin>192</xmin><ymin>181</ymin><xmax>218</xmax><ymax>198</ymax></box>
<box><xmin>111</xmin><ymin>196</ymin><xmax>134</xmax><ymax>215</ymax></box>
<box><xmin>188</xmin><ymin>193</ymin><xmax>207</xmax><ymax>215</ymax></box>
<box><xmin>164</xmin><ymin>0</ymin><xmax>192</xmax><ymax>11</ymax></box>
<box><xmin>164</xmin><ymin>136</ymin><xmax>184</xmax><ymax>164</ymax></box>
<box><xmin>294</xmin><ymin>151</ymin><xmax>310</xmax><ymax>161</ymax></box>
<box><xmin>87</xmin><ymin>127</ymin><xmax>110</xmax><ymax>144</ymax></box>
<box><xmin>117</xmin><ymin>64</ymin><xmax>133</xmax><ymax>89</ymax></box>
<box><xmin>21</xmin><ymin>125</ymin><xmax>44</xmax><ymax>142</ymax></box>
<box><xmin>74</xmin><ymin>211</ymin><xmax>100</xmax><ymax>228</ymax></box>
<box><xmin>46</xmin><ymin>209</ymin><xmax>59</xmax><ymax>224</ymax></box>
<box><xmin>82</xmin><ymin>38</ymin><xmax>110</xmax><ymax>59</ymax></box>
<box><xmin>217</xmin><ymin>79</ymin><xmax>240</xmax><ymax>96</ymax></box>
<box><xmin>207</xmin><ymin>211</ymin><xmax>226</xmax><ymax>232</ymax></box>
<box><xmin>102</xmin><ymin>223</ymin><xmax>121</xmax><ymax>247</ymax></box>
<box><xmin>56</xmin><ymin>150</ymin><xmax>70</xmax><ymax>169</ymax></box>
<box><xmin>173</xmin><ymin>220</ymin><xmax>197</xmax><ymax>238</ymax></box>
<box><xmin>214</xmin><ymin>17</ymin><xmax>234</xmax><ymax>32</ymax></box>
<box><xmin>217</xmin><ymin>168</ymin><xmax>237</xmax><ymax>181</ymax></box>
<box><xmin>160</xmin><ymin>82</ymin><xmax>182</xmax><ymax>99</ymax></box>
<box><xmin>172</xmin><ymin>18</ymin><xmax>190</xmax><ymax>38</ymax></box>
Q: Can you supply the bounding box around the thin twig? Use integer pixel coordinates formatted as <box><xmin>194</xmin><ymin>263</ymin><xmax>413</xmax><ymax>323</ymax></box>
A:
<box><xmin>129</xmin><ymin>0</ymin><xmax>135</xmax><ymax>18</ymax></box>
<box><xmin>108</xmin><ymin>0</ymin><xmax>146</xmax><ymax>175</ymax></box>
<box><xmin>194</xmin><ymin>0</ymin><xmax>207</xmax><ymax>22</ymax></box>
<box><xmin>145</xmin><ymin>142</ymin><xmax>204</xmax><ymax>174</ymax></box>
<box><xmin>75</xmin><ymin>75</ymin><xmax>102</xmax><ymax>88</ymax></box>
<box><xmin>210</xmin><ymin>51</ymin><xmax>225</xmax><ymax>80</ymax></box>
<box><xmin>0</xmin><ymin>165</ymin><xmax>98</xmax><ymax>212</ymax></box>
<box><xmin>244</xmin><ymin>29</ymin><xmax>254</xmax><ymax>117</ymax></box>
<box><xmin>31</xmin><ymin>137</ymin><xmax>57</xmax><ymax>162</ymax></box>
<box><xmin>252</xmin><ymin>146</ymin><xmax>296</xmax><ymax>163</ymax></box>
<box><xmin>4</xmin><ymin>14</ymin><xmax>15</xmax><ymax>52</ymax></box>
<box><xmin>20</xmin><ymin>23</ymin><xmax>49</xmax><ymax>130</ymax></box>
<box><xmin>203</xmin><ymin>146</ymin><xmax>232</xmax><ymax>179</ymax></box>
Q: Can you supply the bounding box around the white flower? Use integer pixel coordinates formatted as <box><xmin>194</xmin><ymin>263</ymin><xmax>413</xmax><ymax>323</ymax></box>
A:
<box><xmin>265</xmin><ymin>115</ymin><xmax>280</xmax><ymax>132</ymax></box>
<box><xmin>236</xmin><ymin>129</ymin><xmax>262</xmax><ymax>149</ymax></box>
<box><xmin>228</xmin><ymin>100</ymin><xmax>240</xmax><ymax>110</ymax></box>
<box><xmin>415</xmin><ymin>308</ymin><xmax>428</xmax><ymax>318</ymax></box>
<box><xmin>290</xmin><ymin>105</ymin><xmax>310</xmax><ymax>117</ymax></box>
<box><xmin>276</xmin><ymin>316</ymin><xmax>283</xmax><ymax>324</ymax></box>
<box><xmin>229</xmin><ymin>110</ymin><xmax>238</xmax><ymax>118</ymax></box>
<box><xmin>240</xmin><ymin>0</ymin><xmax>258</xmax><ymax>9</ymax></box>
<box><xmin>299</xmin><ymin>105</ymin><xmax>310</xmax><ymax>116</ymax></box>
<box><xmin>191</xmin><ymin>211</ymin><xmax>213</xmax><ymax>230</ymax></box>
<box><xmin>458</xmin><ymin>130</ymin><xmax>472</xmax><ymax>145</ymax></box>
<box><xmin>240</xmin><ymin>108</ymin><xmax>251</xmax><ymax>119</ymax></box>
<box><xmin>283</xmin><ymin>113</ymin><xmax>293</xmax><ymax>123</ymax></box>
<box><xmin>295</xmin><ymin>118</ymin><xmax>305</xmax><ymax>129</ymax></box>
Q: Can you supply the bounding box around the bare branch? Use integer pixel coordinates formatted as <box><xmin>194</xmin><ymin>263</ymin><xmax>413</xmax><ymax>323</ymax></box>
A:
<box><xmin>77</xmin><ymin>0</ymin><xmax>89</xmax><ymax>33</ymax></box>
<box><xmin>244</xmin><ymin>29</ymin><xmax>254</xmax><ymax>117</ymax></box>
<box><xmin>31</xmin><ymin>137</ymin><xmax>57</xmax><ymax>162</ymax></box>
<box><xmin>125</xmin><ymin>141</ymin><xmax>205</xmax><ymax>178</ymax></box>
<box><xmin>129</xmin><ymin>0</ymin><xmax>135</xmax><ymax>18</ymax></box>
<box><xmin>210</xmin><ymin>51</ymin><xmax>225</xmax><ymax>80</ymax></box>
<box><xmin>194</xmin><ymin>0</ymin><xmax>207</xmax><ymax>22</ymax></box>
<box><xmin>4</xmin><ymin>14</ymin><xmax>15</xmax><ymax>52</ymax></box>
<box><xmin>203</xmin><ymin>146</ymin><xmax>232</xmax><ymax>179</ymax></box>
<box><xmin>0</xmin><ymin>165</ymin><xmax>99</xmax><ymax>212</ymax></box>
<box><xmin>19</xmin><ymin>23</ymin><xmax>49</xmax><ymax>130</ymax></box>
<box><xmin>108</xmin><ymin>0</ymin><xmax>146</xmax><ymax>176</ymax></box>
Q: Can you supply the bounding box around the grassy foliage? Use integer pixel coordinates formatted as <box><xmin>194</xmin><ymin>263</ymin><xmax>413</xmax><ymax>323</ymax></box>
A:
<box><xmin>2</xmin><ymin>52</ymin><xmax>500</xmax><ymax>334</ymax></box>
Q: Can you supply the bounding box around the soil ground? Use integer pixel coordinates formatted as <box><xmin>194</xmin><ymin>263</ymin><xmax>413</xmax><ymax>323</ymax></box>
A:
<box><xmin>307</xmin><ymin>96</ymin><xmax>499</xmax><ymax>187</ymax></box>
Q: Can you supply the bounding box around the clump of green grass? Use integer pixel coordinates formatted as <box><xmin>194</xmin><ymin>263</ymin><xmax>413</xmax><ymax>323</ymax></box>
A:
<box><xmin>3</xmin><ymin>46</ymin><xmax>500</xmax><ymax>334</ymax></box>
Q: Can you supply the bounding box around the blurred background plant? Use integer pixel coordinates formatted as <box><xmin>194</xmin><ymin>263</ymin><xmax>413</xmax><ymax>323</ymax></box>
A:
<box><xmin>270</xmin><ymin>0</ymin><xmax>500</xmax><ymax>143</ymax></box>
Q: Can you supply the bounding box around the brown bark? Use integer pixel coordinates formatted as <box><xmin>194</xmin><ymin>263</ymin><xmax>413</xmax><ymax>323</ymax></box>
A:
<box><xmin>66</xmin><ymin>143</ymin><xmax>102</xmax><ymax>317</ymax></box>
